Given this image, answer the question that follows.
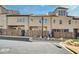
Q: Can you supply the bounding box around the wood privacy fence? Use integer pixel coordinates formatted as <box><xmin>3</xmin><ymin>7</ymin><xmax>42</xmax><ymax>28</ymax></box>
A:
<box><xmin>0</xmin><ymin>29</ymin><xmax>49</xmax><ymax>37</ymax></box>
<box><xmin>0</xmin><ymin>29</ymin><xmax>74</xmax><ymax>38</ymax></box>
<box><xmin>27</xmin><ymin>30</ymin><xmax>48</xmax><ymax>37</ymax></box>
<box><xmin>0</xmin><ymin>29</ymin><xmax>21</xmax><ymax>36</ymax></box>
<box><xmin>6</xmin><ymin>29</ymin><xmax>21</xmax><ymax>36</ymax></box>
<box><xmin>54</xmin><ymin>32</ymin><xmax>74</xmax><ymax>38</ymax></box>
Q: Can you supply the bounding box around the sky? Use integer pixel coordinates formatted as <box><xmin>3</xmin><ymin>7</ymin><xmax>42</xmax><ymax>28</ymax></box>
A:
<box><xmin>4</xmin><ymin>5</ymin><xmax>79</xmax><ymax>16</ymax></box>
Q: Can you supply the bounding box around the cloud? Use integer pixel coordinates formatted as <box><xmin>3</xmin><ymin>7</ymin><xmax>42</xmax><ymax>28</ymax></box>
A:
<box><xmin>59</xmin><ymin>5</ymin><xmax>78</xmax><ymax>11</ymax></box>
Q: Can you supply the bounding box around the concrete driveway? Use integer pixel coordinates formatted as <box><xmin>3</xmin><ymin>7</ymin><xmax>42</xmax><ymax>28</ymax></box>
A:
<box><xmin>0</xmin><ymin>39</ymin><xmax>71</xmax><ymax>54</ymax></box>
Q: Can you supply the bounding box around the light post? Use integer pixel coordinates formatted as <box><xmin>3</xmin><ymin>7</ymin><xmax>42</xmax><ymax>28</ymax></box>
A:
<box><xmin>41</xmin><ymin>16</ymin><xmax>43</xmax><ymax>38</ymax></box>
<box><xmin>0</xmin><ymin>26</ymin><xmax>2</xmax><ymax>35</ymax></box>
<box><xmin>28</xmin><ymin>15</ymin><xmax>30</xmax><ymax>37</ymax></box>
<box><xmin>50</xmin><ymin>17</ymin><xmax>52</xmax><ymax>38</ymax></box>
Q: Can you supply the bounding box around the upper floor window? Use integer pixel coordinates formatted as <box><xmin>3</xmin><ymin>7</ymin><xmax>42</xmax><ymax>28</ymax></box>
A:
<box><xmin>69</xmin><ymin>20</ymin><xmax>71</xmax><ymax>24</ymax></box>
<box><xmin>31</xmin><ymin>19</ymin><xmax>33</xmax><ymax>22</ymax></box>
<box><xmin>39</xmin><ymin>18</ymin><xmax>48</xmax><ymax>24</ymax></box>
<box><xmin>53</xmin><ymin>19</ymin><xmax>55</xmax><ymax>23</ymax></box>
<box><xmin>59</xmin><ymin>20</ymin><xmax>62</xmax><ymax>24</ymax></box>
<box><xmin>39</xmin><ymin>19</ymin><xmax>42</xmax><ymax>23</ymax></box>
<box><xmin>17</xmin><ymin>17</ymin><xmax>25</xmax><ymax>22</ymax></box>
<box><xmin>44</xmin><ymin>19</ymin><xmax>48</xmax><ymax>24</ymax></box>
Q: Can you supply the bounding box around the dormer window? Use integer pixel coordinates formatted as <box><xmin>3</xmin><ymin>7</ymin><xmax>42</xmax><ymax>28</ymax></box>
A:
<box><xmin>58</xmin><ymin>10</ymin><xmax>66</xmax><ymax>16</ymax></box>
<box><xmin>54</xmin><ymin>7</ymin><xmax>68</xmax><ymax>16</ymax></box>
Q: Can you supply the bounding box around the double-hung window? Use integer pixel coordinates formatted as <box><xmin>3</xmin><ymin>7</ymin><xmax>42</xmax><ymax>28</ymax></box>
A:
<box><xmin>17</xmin><ymin>17</ymin><xmax>25</xmax><ymax>23</ymax></box>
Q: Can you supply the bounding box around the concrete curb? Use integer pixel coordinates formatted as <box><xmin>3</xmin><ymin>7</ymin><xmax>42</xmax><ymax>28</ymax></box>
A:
<box><xmin>59</xmin><ymin>42</ymin><xmax>76</xmax><ymax>54</ymax></box>
<box><xmin>0</xmin><ymin>35</ymin><xmax>32</xmax><ymax>42</ymax></box>
<box><xmin>65</xmin><ymin>46</ymin><xmax>77</xmax><ymax>54</ymax></box>
<box><xmin>0</xmin><ymin>35</ymin><xmax>30</xmax><ymax>38</ymax></box>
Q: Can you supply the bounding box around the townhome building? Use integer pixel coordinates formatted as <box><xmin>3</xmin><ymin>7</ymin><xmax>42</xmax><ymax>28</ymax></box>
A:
<box><xmin>0</xmin><ymin>6</ymin><xmax>79</xmax><ymax>38</ymax></box>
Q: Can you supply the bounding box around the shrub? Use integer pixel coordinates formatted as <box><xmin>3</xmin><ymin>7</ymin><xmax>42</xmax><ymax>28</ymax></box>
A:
<box><xmin>65</xmin><ymin>39</ymin><xmax>74</xmax><ymax>45</ymax></box>
<box><xmin>73</xmin><ymin>42</ymin><xmax>79</xmax><ymax>47</ymax></box>
<box><xmin>65</xmin><ymin>39</ymin><xmax>79</xmax><ymax>47</ymax></box>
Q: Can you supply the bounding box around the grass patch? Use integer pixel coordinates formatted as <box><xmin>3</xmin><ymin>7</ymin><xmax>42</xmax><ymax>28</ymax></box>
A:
<box><xmin>73</xmin><ymin>39</ymin><xmax>79</xmax><ymax>42</ymax></box>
